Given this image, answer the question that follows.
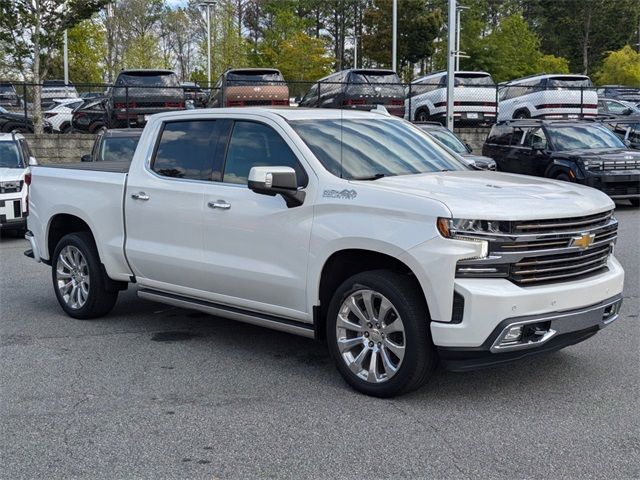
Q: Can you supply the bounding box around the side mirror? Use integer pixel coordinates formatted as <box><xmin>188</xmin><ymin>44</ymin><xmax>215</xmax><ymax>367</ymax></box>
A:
<box><xmin>624</xmin><ymin>139</ymin><xmax>632</xmax><ymax>148</ymax></box>
<box><xmin>81</xmin><ymin>154</ymin><xmax>91</xmax><ymax>162</ymax></box>
<box><xmin>622</xmin><ymin>108</ymin><xmax>633</xmax><ymax>116</ymax></box>
<box><xmin>465</xmin><ymin>142</ymin><xmax>473</xmax><ymax>153</ymax></box>
<box><xmin>28</xmin><ymin>156</ymin><xmax>38</xmax><ymax>166</ymax></box>
<box><xmin>248</xmin><ymin>166</ymin><xmax>305</xmax><ymax>208</ymax></box>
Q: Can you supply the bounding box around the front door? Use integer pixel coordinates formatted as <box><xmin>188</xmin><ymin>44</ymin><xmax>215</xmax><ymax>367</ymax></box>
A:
<box><xmin>200</xmin><ymin>119</ymin><xmax>314</xmax><ymax>320</ymax></box>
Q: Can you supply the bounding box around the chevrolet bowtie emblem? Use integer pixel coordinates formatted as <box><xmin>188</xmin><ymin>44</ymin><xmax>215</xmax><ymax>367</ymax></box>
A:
<box><xmin>570</xmin><ymin>233</ymin><xmax>595</xmax><ymax>250</ymax></box>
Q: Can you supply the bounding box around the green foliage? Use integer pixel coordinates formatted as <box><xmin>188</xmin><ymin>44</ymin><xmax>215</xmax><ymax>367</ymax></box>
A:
<box><xmin>48</xmin><ymin>19</ymin><xmax>106</xmax><ymax>83</ymax></box>
<box><xmin>362</xmin><ymin>0</ymin><xmax>441</xmax><ymax>78</ymax></box>
<box><xmin>537</xmin><ymin>55</ymin><xmax>570</xmax><ymax>75</ymax></box>
<box><xmin>595</xmin><ymin>46</ymin><xmax>640</xmax><ymax>86</ymax></box>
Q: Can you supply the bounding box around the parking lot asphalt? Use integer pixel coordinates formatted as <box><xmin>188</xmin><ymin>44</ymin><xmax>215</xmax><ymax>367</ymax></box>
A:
<box><xmin>1</xmin><ymin>205</ymin><xmax>638</xmax><ymax>480</ymax></box>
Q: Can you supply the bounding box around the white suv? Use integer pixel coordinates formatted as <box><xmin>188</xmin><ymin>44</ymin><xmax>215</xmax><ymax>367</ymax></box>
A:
<box><xmin>406</xmin><ymin>71</ymin><xmax>497</xmax><ymax>123</ymax></box>
<box><xmin>0</xmin><ymin>133</ymin><xmax>36</xmax><ymax>234</ymax></box>
<box><xmin>498</xmin><ymin>74</ymin><xmax>598</xmax><ymax>121</ymax></box>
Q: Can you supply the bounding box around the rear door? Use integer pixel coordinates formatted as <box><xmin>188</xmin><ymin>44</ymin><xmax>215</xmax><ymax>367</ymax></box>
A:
<box><xmin>520</xmin><ymin>127</ymin><xmax>551</xmax><ymax>176</ymax></box>
<box><xmin>124</xmin><ymin>119</ymin><xmax>225</xmax><ymax>291</ymax></box>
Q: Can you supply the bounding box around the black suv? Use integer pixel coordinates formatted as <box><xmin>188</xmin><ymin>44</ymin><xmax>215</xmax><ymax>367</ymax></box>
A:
<box><xmin>482</xmin><ymin>120</ymin><xmax>640</xmax><ymax>206</ymax></box>
<box><xmin>600</xmin><ymin>116</ymin><xmax>640</xmax><ymax>150</ymax></box>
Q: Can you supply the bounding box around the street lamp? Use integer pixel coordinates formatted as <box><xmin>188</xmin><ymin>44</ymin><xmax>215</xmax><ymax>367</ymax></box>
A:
<box><xmin>353</xmin><ymin>34</ymin><xmax>360</xmax><ymax>69</ymax></box>
<box><xmin>199</xmin><ymin>0</ymin><xmax>217</xmax><ymax>86</ymax></box>
<box><xmin>392</xmin><ymin>0</ymin><xmax>397</xmax><ymax>72</ymax></box>
<box><xmin>455</xmin><ymin>5</ymin><xmax>470</xmax><ymax>70</ymax></box>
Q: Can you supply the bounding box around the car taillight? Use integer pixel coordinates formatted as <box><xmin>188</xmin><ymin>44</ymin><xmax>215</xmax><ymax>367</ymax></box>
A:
<box><xmin>24</xmin><ymin>172</ymin><xmax>31</xmax><ymax>186</ymax></box>
<box><xmin>272</xmin><ymin>100</ymin><xmax>290</xmax><ymax>106</ymax></box>
<box><xmin>389</xmin><ymin>100</ymin><xmax>404</xmax><ymax>106</ymax></box>
<box><xmin>227</xmin><ymin>100</ymin><xmax>245</xmax><ymax>107</ymax></box>
<box><xmin>164</xmin><ymin>101</ymin><xmax>184</xmax><ymax>108</ymax></box>
<box><xmin>342</xmin><ymin>99</ymin><xmax>366</xmax><ymax>106</ymax></box>
<box><xmin>115</xmin><ymin>102</ymin><xmax>137</xmax><ymax>109</ymax></box>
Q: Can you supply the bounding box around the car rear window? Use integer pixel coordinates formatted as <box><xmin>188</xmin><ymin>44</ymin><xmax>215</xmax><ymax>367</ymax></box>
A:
<box><xmin>116</xmin><ymin>72</ymin><xmax>180</xmax><ymax>87</ymax></box>
<box><xmin>225</xmin><ymin>71</ymin><xmax>285</xmax><ymax>84</ymax></box>
<box><xmin>547</xmin><ymin>76</ymin><xmax>593</xmax><ymax>88</ymax></box>
<box><xmin>350</xmin><ymin>72</ymin><xmax>401</xmax><ymax>84</ymax></box>
<box><xmin>454</xmin><ymin>73</ymin><xmax>494</xmax><ymax>86</ymax></box>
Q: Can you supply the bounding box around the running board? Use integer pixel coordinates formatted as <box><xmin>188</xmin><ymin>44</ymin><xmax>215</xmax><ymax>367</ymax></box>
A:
<box><xmin>137</xmin><ymin>289</ymin><xmax>315</xmax><ymax>338</ymax></box>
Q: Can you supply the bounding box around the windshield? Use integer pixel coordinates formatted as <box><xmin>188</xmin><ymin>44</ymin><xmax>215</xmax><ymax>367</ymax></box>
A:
<box><xmin>454</xmin><ymin>74</ymin><xmax>494</xmax><ymax>86</ymax></box>
<box><xmin>99</xmin><ymin>136</ymin><xmax>140</xmax><ymax>162</ymax></box>
<box><xmin>547</xmin><ymin>77</ymin><xmax>593</xmax><ymax>88</ymax></box>
<box><xmin>289</xmin><ymin>119</ymin><xmax>468</xmax><ymax>179</ymax></box>
<box><xmin>426</xmin><ymin>129</ymin><xmax>468</xmax><ymax>154</ymax></box>
<box><xmin>548</xmin><ymin>125</ymin><xmax>626</xmax><ymax>151</ymax></box>
<box><xmin>0</xmin><ymin>142</ymin><xmax>24</xmax><ymax>168</ymax></box>
<box><xmin>116</xmin><ymin>73</ymin><xmax>179</xmax><ymax>87</ymax></box>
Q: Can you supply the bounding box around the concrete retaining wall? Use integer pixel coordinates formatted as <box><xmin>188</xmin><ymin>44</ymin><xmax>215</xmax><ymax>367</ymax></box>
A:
<box><xmin>454</xmin><ymin>127</ymin><xmax>491</xmax><ymax>154</ymax></box>
<box><xmin>23</xmin><ymin>134</ymin><xmax>96</xmax><ymax>164</ymax></box>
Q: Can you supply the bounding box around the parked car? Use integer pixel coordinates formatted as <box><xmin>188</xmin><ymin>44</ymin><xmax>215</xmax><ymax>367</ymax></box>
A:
<box><xmin>597</xmin><ymin>98</ymin><xmax>640</xmax><ymax>118</ymax></box>
<box><xmin>482</xmin><ymin>119</ymin><xmax>640</xmax><ymax>206</ymax></box>
<box><xmin>81</xmin><ymin>129</ymin><xmax>142</xmax><ymax>163</ymax></box>
<box><xmin>596</xmin><ymin>85</ymin><xmax>640</xmax><ymax>104</ymax></box>
<box><xmin>44</xmin><ymin>98</ymin><xmax>85</xmax><ymax>133</ymax></box>
<box><xmin>0</xmin><ymin>106</ymin><xmax>52</xmax><ymax>133</ymax></box>
<box><xmin>600</xmin><ymin>116</ymin><xmax>640</xmax><ymax>150</ymax></box>
<box><xmin>299</xmin><ymin>69</ymin><xmax>405</xmax><ymax>117</ymax></box>
<box><xmin>41</xmin><ymin>80</ymin><xmax>79</xmax><ymax>109</ymax></box>
<box><xmin>413</xmin><ymin>122</ymin><xmax>496</xmax><ymax>170</ymax></box>
<box><xmin>107</xmin><ymin>69</ymin><xmax>185</xmax><ymax>128</ymax></box>
<box><xmin>406</xmin><ymin>71</ymin><xmax>497</xmax><ymax>124</ymax></box>
<box><xmin>26</xmin><ymin>108</ymin><xmax>625</xmax><ymax>397</ymax></box>
<box><xmin>497</xmin><ymin>74</ymin><xmax>598</xmax><ymax>121</ymax></box>
<box><xmin>71</xmin><ymin>98</ymin><xmax>108</xmax><ymax>133</ymax></box>
<box><xmin>0</xmin><ymin>132</ymin><xmax>37</xmax><ymax>234</ymax></box>
<box><xmin>181</xmin><ymin>82</ymin><xmax>207</xmax><ymax>108</ymax></box>
<box><xmin>0</xmin><ymin>82</ymin><xmax>23</xmax><ymax>108</ymax></box>
<box><xmin>208</xmin><ymin>68</ymin><xmax>289</xmax><ymax>108</ymax></box>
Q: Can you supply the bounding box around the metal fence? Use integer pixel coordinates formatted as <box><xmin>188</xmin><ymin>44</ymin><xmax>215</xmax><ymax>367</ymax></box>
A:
<box><xmin>0</xmin><ymin>80</ymin><xmax>631</xmax><ymax>134</ymax></box>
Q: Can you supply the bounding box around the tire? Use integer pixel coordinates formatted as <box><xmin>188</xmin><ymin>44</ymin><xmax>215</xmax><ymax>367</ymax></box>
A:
<box><xmin>51</xmin><ymin>232</ymin><xmax>119</xmax><ymax>319</ymax></box>
<box><xmin>630</xmin><ymin>198</ymin><xmax>639</xmax><ymax>207</ymax></box>
<box><xmin>513</xmin><ymin>109</ymin><xmax>530</xmax><ymax>119</ymax></box>
<box><xmin>326</xmin><ymin>270</ymin><xmax>437</xmax><ymax>397</ymax></box>
<box><xmin>555</xmin><ymin>172</ymin><xmax>571</xmax><ymax>182</ymax></box>
<box><xmin>415</xmin><ymin>108</ymin><xmax>430</xmax><ymax>122</ymax></box>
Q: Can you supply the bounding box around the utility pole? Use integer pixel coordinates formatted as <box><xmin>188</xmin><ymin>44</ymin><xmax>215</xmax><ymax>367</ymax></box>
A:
<box><xmin>392</xmin><ymin>0</ymin><xmax>397</xmax><ymax>72</ymax></box>
<box><xmin>455</xmin><ymin>5</ymin><xmax>470</xmax><ymax>70</ymax></box>
<box><xmin>63</xmin><ymin>29</ymin><xmax>69</xmax><ymax>85</ymax></box>
<box><xmin>354</xmin><ymin>35</ymin><xmax>360</xmax><ymax>69</ymax></box>
<box><xmin>446</xmin><ymin>0</ymin><xmax>456</xmax><ymax>131</ymax></box>
<box><xmin>199</xmin><ymin>1</ymin><xmax>217</xmax><ymax>86</ymax></box>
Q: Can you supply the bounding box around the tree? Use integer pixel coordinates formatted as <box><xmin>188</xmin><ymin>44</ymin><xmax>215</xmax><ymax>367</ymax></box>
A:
<box><xmin>595</xmin><ymin>46</ymin><xmax>640</xmax><ymax>86</ymax></box>
<box><xmin>48</xmin><ymin>19</ymin><xmax>106</xmax><ymax>84</ymax></box>
<box><xmin>0</xmin><ymin>0</ymin><xmax>108</xmax><ymax>132</ymax></box>
<box><xmin>536</xmin><ymin>54</ymin><xmax>570</xmax><ymax>75</ymax></box>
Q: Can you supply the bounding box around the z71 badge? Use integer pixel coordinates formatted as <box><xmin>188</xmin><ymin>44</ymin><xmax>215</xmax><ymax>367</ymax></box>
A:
<box><xmin>323</xmin><ymin>189</ymin><xmax>358</xmax><ymax>200</ymax></box>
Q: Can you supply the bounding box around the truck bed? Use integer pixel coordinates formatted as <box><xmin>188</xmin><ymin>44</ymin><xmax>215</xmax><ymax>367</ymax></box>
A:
<box><xmin>39</xmin><ymin>161</ymin><xmax>131</xmax><ymax>174</ymax></box>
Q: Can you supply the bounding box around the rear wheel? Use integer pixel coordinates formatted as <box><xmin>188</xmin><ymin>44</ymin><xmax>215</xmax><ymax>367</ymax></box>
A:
<box><xmin>52</xmin><ymin>232</ymin><xmax>119</xmax><ymax>319</ymax></box>
<box><xmin>415</xmin><ymin>108</ymin><xmax>430</xmax><ymax>122</ymax></box>
<box><xmin>513</xmin><ymin>109</ymin><xmax>530</xmax><ymax>119</ymax></box>
<box><xmin>326</xmin><ymin>270</ymin><xmax>437</xmax><ymax>397</ymax></box>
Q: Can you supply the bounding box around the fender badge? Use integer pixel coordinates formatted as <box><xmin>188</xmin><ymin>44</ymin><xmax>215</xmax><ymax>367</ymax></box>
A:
<box><xmin>323</xmin><ymin>189</ymin><xmax>358</xmax><ymax>199</ymax></box>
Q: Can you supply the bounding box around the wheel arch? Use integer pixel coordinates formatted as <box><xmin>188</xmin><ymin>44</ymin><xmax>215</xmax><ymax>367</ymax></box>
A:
<box><xmin>545</xmin><ymin>159</ymin><xmax>580</xmax><ymax>180</ymax></box>
<box><xmin>46</xmin><ymin>213</ymin><xmax>95</xmax><ymax>261</ymax></box>
<box><xmin>314</xmin><ymin>248</ymin><xmax>428</xmax><ymax>339</ymax></box>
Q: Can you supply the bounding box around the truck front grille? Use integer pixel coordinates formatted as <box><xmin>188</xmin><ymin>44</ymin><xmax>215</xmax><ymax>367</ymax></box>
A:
<box><xmin>455</xmin><ymin>210</ymin><xmax>618</xmax><ymax>287</ymax></box>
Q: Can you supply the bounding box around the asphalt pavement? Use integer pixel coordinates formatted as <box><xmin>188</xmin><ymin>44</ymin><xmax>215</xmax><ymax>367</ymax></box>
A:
<box><xmin>1</xmin><ymin>205</ymin><xmax>638</xmax><ymax>479</ymax></box>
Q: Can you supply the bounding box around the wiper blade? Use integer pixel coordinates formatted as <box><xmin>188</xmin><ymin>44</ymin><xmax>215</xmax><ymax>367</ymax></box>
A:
<box><xmin>351</xmin><ymin>173</ymin><xmax>387</xmax><ymax>181</ymax></box>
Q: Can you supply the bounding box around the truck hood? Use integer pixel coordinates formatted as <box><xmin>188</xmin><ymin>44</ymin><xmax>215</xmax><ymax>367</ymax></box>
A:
<box><xmin>0</xmin><ymin>167</ymin><xmax>26</xmax><ymax>182</ymax></box>
<box><xmin>365</xmin><ymin>171</ymin><xmax>613</xmax><ymax>220</ymax></box>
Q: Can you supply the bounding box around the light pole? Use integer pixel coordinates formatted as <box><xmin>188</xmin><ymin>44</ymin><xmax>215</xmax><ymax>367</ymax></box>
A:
<box><xmin>353</xmin><ymin>34</ymin><xmax>360</xmax><ymax>69</ymax></box>
<box><xmin>455</xmin><ymin>5</ymin><xmax>470</xmax><ymax>70</ymax></box>
<box><xmin>199</xmin><ymin>0</ymin><xmax>217</xmax><ymax>86</ymax></box>
<box><xmin>392</xmin><ymin>0</ymin><xmax>397</xmax><ymax>72</ymax></box>
<box><xmin>63</xmin><ymin>29</ymin><xmax>69</xmax><ymax>85</ymax></box>
<box><xmin>446</xmin><ymin>0</ymin><xmax>456</xmax><ymax>131</ymax></box>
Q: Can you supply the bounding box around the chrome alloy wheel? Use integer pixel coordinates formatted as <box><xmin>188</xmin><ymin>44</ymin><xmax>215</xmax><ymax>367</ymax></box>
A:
<box><xmin>335</xmin><ymin>289</ymin><xmax>406</xmax><ymax>383</ymax></box>
<box><xmin>56</xmin><ymin>245</ymin><xmax>90</xmax><ymax>309</ymax></box>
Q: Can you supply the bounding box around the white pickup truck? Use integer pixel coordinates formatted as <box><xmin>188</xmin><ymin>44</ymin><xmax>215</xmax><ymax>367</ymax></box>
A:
<box><xmin>25</xmin><ymin>108</ymin><xmax>625</xmax><ymax>397</ymax></box>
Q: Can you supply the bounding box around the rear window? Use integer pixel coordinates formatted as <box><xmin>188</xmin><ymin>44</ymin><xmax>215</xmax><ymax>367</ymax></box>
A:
<box><xmin>116</xmin><ymin>72</ymin><xmax>179</xmax><ymax>87</ymax></box>
<box><xmin>99</xmin><ymin>136</ymin><xmax>140</xmax><ymax>162</ymax></box>
<box><xmin>547</xmin><ymin>76</ymin><xmax>593</xmax><ymax>88</ymax></box>
<box><xmin>454</xmin><ymin>73</ymin><xmax>494</xmax><ymax>86</ymax></box>
<box><xmin>350</xmin><ymin>72</ymin><xmax>401</xmax><ymax>84</ymax></box>
<box><xmin>225</xmin><ymin>71</ymin><xmax>284</xmax><ymax>85</ymax></box>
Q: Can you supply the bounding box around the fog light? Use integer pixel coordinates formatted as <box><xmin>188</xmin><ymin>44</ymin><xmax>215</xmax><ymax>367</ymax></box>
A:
<box><xmin>502</xmin><ymin>325</ymin><xmax>523</xmax><ymax>343</ymax></box>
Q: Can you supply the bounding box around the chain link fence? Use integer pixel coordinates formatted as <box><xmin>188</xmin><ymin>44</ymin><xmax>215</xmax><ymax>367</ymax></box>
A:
<box><xmin>0</xmin><ymin>79</ymin><xmax>630</xmax><ymax>134</ymax></box>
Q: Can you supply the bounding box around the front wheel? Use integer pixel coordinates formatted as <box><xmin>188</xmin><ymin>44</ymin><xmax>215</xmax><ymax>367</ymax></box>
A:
<box><xmin>326</xmin><ymin>270</ymin><xmax>437</xmax><ymax>397</ymax></box>
<box><xmin>555</xmin><ymin>172</ymin><xmax>571</xmax><ymax>182</ymax></box>
<box><xmin>52</xmin><ymin>232</ymin><xmax>119</xmax><ymax>319</ymax></box>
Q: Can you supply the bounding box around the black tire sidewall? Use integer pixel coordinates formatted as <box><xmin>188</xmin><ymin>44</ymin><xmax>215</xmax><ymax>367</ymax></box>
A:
<box><xmin>326</xmin><ymin>270</ymin><xmax>435</xmax><ymax>397</ymax></box>
<box><xmin>51</xmin><ymin>232</ymin><xmax>113</xmax><ymax>319</ymax></box>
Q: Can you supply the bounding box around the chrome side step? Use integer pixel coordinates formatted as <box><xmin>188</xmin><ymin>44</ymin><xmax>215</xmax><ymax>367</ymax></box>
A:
<box><xmin>138</xmin><ymin>289</ymin><xmax>315</xmax><ymax>338</ymax></box>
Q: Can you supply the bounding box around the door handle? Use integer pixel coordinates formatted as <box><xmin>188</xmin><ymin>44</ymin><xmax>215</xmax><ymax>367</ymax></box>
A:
<box><xmin>208</xmin><ymin>200</ymin><xmax>231</xmax><ymax>210</ymax></box>
<box><xmin>131</xmin><ymin>192</ymin><xmax>150</xmax><ymax>201</ymax></box>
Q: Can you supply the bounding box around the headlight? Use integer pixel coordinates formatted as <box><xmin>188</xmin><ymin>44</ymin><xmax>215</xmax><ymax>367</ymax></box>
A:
<box><xmin>582</xmin><ymin>159</ymin><xmax>603</xmax><ymax>171</ymax></box>
<box><xmin>436</xmin><ymin>217</ymin><xmax>506</xmax><ymax>260</ymax></box>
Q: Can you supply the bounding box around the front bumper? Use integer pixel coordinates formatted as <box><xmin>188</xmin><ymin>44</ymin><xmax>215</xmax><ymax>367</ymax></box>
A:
<box><xmin>431</xmin><ymin>256</ymin><xmax>624</xmax><ymax>349</ymax></box>
<box><xmin>582</xmin><ymin>172</ymin><xmax>640</xmax><ymax>199</ymax></box>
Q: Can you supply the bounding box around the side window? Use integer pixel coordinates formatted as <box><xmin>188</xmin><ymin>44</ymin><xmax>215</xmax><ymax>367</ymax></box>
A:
<box><xmin>223</xmin><ymin>121</ymin><xmax>307</xmax><ymax>187</ymax></box>
<box><xmin>487</xmin><ymin>125</ymin><xmax>513</xmax><ymax>146</ymax></box>
<box><xmin>302</xmin><ymin>84</ymin><xmax>318</xmax><ymax>104</ymax></box>
<box><xmin>152</xmin><ymin>120</ymin><xmax>224</xmax><ymax>180</ymax></box>
<box><xmin>606</xmin><ymin>101</ymin><xmax>627</xmax><ymax>114</ymax></box>
<box><xmin>523</xmin><ymin>127</ymin><xmax>548</xmax><ymax>149</ymax></box>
